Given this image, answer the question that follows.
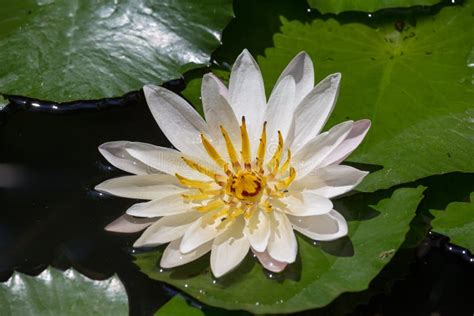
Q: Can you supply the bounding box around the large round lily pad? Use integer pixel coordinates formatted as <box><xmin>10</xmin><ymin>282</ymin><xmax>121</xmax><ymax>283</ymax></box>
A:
<box><xmin>0</xmin><ymin>0</ymin><xmax>233</xmax><ymax>101</ymax></box>
<box><xmin>135</xmin><ymin>186</ymin><xmax>425</xmax><ymax>314</ymax></box>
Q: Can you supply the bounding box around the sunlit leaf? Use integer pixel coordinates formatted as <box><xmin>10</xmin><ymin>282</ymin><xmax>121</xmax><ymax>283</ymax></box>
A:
<box><xmin>431</xmin><ymin>192</ymin><xmax>474</xmax><ymax>251</ymax></box>
<box><xmin>0</xmin><ymin>267</ymin><xmax>128</xmax><ymax>315</ymax></box>
<box><xmin>258</xmin><ymin>1</ymin><xmax>474</xmax><ymax>192</ymax></box>
<box><xmin>135</xmin><ymin>186</ymin><xmax>425</xmax><ymax>314</ymax></box>
<box><xmin>155</xmin><ymin>295</ymin><xmax>205</xmax><ymax>316</ymax></box>
<box><xmin>0</xmin><ymin>0</ymin><xmax>233</xmax><ymax>101</ymax></box>
<box><xmin>307</xmin><ymin>0</ymin><xmax>441</xmax><ymax>14</ymax></box>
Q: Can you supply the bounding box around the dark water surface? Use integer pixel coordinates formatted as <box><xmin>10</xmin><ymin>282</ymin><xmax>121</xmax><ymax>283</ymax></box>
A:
<box><xmin>1</xmin><ymin>87</ymin><xmax>473</xmax><ymax>315</ymax></box>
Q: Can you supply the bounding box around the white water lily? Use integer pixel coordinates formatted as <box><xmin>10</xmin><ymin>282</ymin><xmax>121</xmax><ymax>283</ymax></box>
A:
<box><xmin>96</xmin><ymin>49</ymin><xmax>371</xmax><ymax>277</ymax></box>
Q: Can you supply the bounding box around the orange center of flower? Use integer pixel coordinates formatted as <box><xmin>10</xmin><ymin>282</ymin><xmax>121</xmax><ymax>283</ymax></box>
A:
<box><xmin>175</xmin><ymin>117</ymin><xmax>296</xmax><ymax>221</ymax></box>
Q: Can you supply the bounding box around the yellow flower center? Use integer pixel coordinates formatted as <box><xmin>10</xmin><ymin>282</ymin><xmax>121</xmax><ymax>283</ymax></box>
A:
<box><xmin>175</xmin><ymin>117</ymin><xmax>296</xmax><ymax>221</ymax></box>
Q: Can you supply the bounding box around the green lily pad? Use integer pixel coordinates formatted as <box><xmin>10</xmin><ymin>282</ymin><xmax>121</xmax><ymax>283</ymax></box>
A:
<box><xmin>431</xmin><ymin>192</ymin><xmax>474</xmax><ymax>251</ymax></box>
<box><xmin>307</xmin><ymin>0</ymin><xmax>441</xmax><ymax>14</ymax></box>
<box><xmin>258</xmin><ymin>1</ymin><xmax>474</xmax><ymax>192</ymax></box>
<box><xmin>0</xmin><ymin>267</ymin><xmax>128</xmax><ymax>315</ymax></box>
<box><xmin>135</xmin><ymin>186</ymin><xmax>425</xmax><ymax>314</ymax></box>
<box><xmin>155</xmin><ymin>295</ymin><xmax>205</xmax><ymax>316</ymax></box>
<box><xmin>0</xmin><ymin>0</ymin><xmax>233</xmax><ymax>101</ymax></box>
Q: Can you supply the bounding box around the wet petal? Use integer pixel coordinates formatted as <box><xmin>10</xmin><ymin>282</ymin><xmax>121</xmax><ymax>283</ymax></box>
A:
<box><xmin>180</xmin><ymin>212</ymin><xmax>227</xmax><ymax>253</ymax></box>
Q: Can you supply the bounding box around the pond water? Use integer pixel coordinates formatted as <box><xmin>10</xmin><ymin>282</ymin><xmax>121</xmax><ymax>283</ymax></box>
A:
<box><xmin>1</xmin><ymin>85</ymin><xmax>473</xmax><ymax>315</ymax></box>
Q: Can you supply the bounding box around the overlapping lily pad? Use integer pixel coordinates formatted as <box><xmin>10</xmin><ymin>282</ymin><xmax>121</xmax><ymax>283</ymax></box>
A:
<box><xmin>431</xmin><ymin>192</ymin><xmax>474</xmax><ymax>251</ymax></box>
<box><xmin>0</xmin><ymin>267</ymin><xmax>128</xmax><ymax>315</ymax></box>
<box><xmin>307</xmin><ymin>0</ymin><xmax>441</xmax><ymax>14</ymax></box>
<box><xmin>155</xmin><ymin>295</ymin><xmax>205</xmax><ymax>316</ymax></box>
<box><xmin>259</xmin><ymin>1</ymin><xmax>474</xmax><ymax>192</ymax></box>
<box><xmin>0</xmin><ymin>0</ymin><xmax>233</xmax><ymax>101</ymax></box>
<box><xmin>135</xmin><ymin>186</ymin><xmax>425</xmax><ymax>314</ymax></box>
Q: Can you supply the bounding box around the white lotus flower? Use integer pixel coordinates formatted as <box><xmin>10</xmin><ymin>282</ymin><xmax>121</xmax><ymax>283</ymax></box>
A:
<box><xmin>96</xmin><ymin>49</ymin><xmax>371</xmax><ymax>277</ymax></box>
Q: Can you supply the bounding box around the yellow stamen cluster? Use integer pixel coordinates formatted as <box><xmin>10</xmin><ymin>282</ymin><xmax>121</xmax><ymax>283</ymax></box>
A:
<box><xmin>176</xmin><ymin>117</ymin><xmax>296</xmax><ymax>222</ymax></box>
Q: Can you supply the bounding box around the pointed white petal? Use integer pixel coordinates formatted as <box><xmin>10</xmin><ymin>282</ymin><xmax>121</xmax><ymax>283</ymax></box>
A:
<box><xmin>133</xmin><ymin>212</ymin><xmax>201</xmax><ymax>247</ymax></box>
<box><xmin>320</xmin><ymin>119</ymin><xmax>371</xmax><ymax>167</ymax></box>
<box><xmin>105</xmin><ymin>214</ymin><xmax>156</xmax><ymax>233</ymax></box>
<box><xmin>288</xmin><ymin>210</ymin><xmax>348</xmax><ymax>241</ymax></box>
<box><xmin>228</xmin><ymin>49</ymin><xmax>266</xmax><ymax>138</ymax></box>
<box><xmin>160</xmin><ymin>238</ymin><xmax>212</xmax><ymax>269</ymax></box>
<box><xmin>201</xmin><ymin>73</ymin><xmax>241</xmax><ymax>149</ymax></box>
<box><xmin>143</xmin><ymin>85</ymin><xmax>209</xmax><ymax>157</ymax></box>
<box><xmin>274</xmin><ymin>52</ymin><xmax>314</xmax><ymax>105</ymax></box>
<box><xmin>180</xmin><ymin>212</ymin><xmax>227</xmax><ymax>253</ymax></box>
<box><xmin>98</xmin><ymin>141</ymin><xmax>152</xmax><ymax>174</ymax></box>
<box><xmin>293</xmin><ymin>121</ymin><xmax>353</xmax><ymax>179</ymax></box>
<box><xmin>290</xmin><ymin>73</ymin><xmax>341</xmax><ymax>152</ymax></box>
<box><xmin>264</xmin><ymin>76</ymin><xmax>296</xmax><ymax>146</ymax></box>
<box><xmin>281</xmin><ymin>191</ymin><xmax>333</xmax><ymax>216</ymax></box>
<box><xmin>95</xmin><ymin>174</ymin><xmax>183</xmax><ymax>200</ymax></box>
<box><xmin>210</xmin><ymin>217</ymin><xmax>250</xmax><ymax>278</ymax></box>
<box><xmin>267</xmin><ymin>211</ymin><xmax>298</xmax><ymax>263</ymax></box>
<box><xmin>126</xmin><ymin>194</ymin><xmax>193</xmax><ymax>218</ymax></box>
<box><xmin>252</xmin><ymin>249</ymin><xmax>287</xmax><ymax>273</ymax></box>
<box><xmin>244</xmin><ymin>209</ymin><xmax>271</xmax><ymax>252</ymax></box>
<box><xmin>293</xmin><ymin>165</ymin><xmax>368</xmax><ymax>198</ymax></box>
<box><xmin>125</xmin><ymin>142</ymin><xmax>211</xmax><ymax>181</ymax></box>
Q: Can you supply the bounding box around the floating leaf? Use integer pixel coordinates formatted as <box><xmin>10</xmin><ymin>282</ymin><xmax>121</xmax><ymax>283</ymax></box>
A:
<box><xmin>307</xmin><ymin>0</ymin><xmax>441</xmax><ymax>14</ymax></box>
<box><xmin>135</xmin><ymin>186</ymin><xmax>425</xmax><ymax>314</ymax></box>
<box><xmin>259</xmin><ymin>1</ymin><xmax>474</xmax><ymax>192</ymax></box>
<box><xmin>155</xmin><ymin>295</ymin><xmax>205</xmax><ymax>316</ymax></box>
<box><xmin>431</xmin><ymin>192</ymin><xmax>474</xmax><ymax>251</ymax></box>
<box><xmin>0</xmin><ymin>0</ymin><xmax>233</xmax><ymax>101</ymax></box>
<box><xmin>0</xmin><ymin>267</ymin><xmax>128</xmax><ymax>315</ymax></box>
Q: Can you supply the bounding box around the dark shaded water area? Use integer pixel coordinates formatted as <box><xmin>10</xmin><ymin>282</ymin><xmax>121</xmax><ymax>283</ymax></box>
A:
<box><xmin>1</xmin><ymin>86</ymin><xmax>473</xmax><ymax>315</ymax></box>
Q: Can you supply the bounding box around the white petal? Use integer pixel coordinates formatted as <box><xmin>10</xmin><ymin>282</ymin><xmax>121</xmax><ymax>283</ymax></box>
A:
<box><xmin>252</xmin><ymin>249</ymin><xmax>287</xmax><ymax>273</ymax></box>
<box><xmin>288</xmin><ymin>210</ymin><xmax>348</xmax><ymax>241</ymax></box>
<box><xmin>160</xmin><ymin>238</ymin><xmax>212</xmax><ymax>269</ymax></box>
<box><xmin>105</xmin><ymin>214</ymin><xmax>156</xmax><ymax>233</ymax></box>
<box><xmin>281</xmin><ymin>191</ymin><xmax>333</xmax><ymax>216</ymax></box>
<box><xmin>290</xmin><ymin>73</ymin><xmax>341</xmax><ymax>152</ymax></box>
<box><xmin>267</xmin><ymin>211</ymin><xmax>298</xmax><ymax>263</ymax></box>
<box><xmin>98</xmin><ymin>141</ymin><xmax>152</xmax><ymax>174</ymax></box>
<box><xmin>320</xmin><ymin>119</ymin><xmax>371</xmax><ymax>167</ymax></box>
<box><xmin>210</xmin><ymin>217</ymin><xmax>250</xmax><ymax>278</ymax></box>
<box><xmin>125</xmin><ymin>142</ymin><xmax>211</xmax><ymax>181</ymax></box>
<box><xmin>274</xmin><ymin>52</ymin><xmax>314</xmax><ymax>105</ymax></box>
<box><xmin>201</xmin><ymin>73</ymin><xmax>241</xmax><ymax>149</ymax></box>
<box><xmin>264</xmin><ymin>76</ymin><xmax>296</xmax><ymax>146</ymax></box>
<box><xmin>228</xmin><ymin>49</ymin><xmax>266</xmax><ymax>138</ymax></box>
<box><xmin>293</xmin><ymin>165</ymin><xmax>368</xmax><ymax>198</ymax></box>
<box><xmin>95</xmin><ymin>174</ymin><xmax>183</xmax><ymax>200</ymax></box>
<box><xmin>143</xmin><ymin>85</ymin><xmax>209</xmax><ymax>157</ymax></box>
<box><xmin>126</xmin><ymin>194</ymin><xmax>193</xmax><ymax>218</ymax></box>
<box><xmin>133</xmin><ymin>212</ymin><xmax>201</xmax><ymax>247</ymax></box>
<box><xmin>180</xmin><ymin>212</ymin><xmax>227</xmax><ymax>253</ymax></box>
<box><xmin>244</xmin><ymin>209</ymin><xmax>271</xmax><ymax>252</ymax></box>
<box><xmin>293</xmin><ymin>121</ymin><xmax>353</xmax><ymax>179</ymax></box>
